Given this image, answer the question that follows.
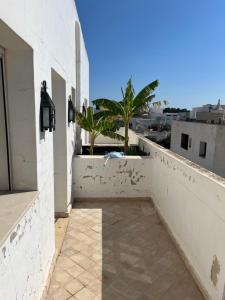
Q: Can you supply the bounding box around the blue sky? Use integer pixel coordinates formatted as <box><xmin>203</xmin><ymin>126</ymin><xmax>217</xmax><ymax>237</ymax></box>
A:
<box><xmin>76</xmin><ymin>0</ymin><xmax>225</xmax><ymax>109</ymax></box>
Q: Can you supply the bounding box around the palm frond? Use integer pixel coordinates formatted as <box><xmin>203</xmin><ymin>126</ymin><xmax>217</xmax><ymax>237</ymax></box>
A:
<box><xmin>121</xmin><ymin>87</ymin><xmax>125</xmax><ymax>98</ymax></box>
<box><xmin>92</xmin><ymin>98</ymin><xmax>123</xmax><ymax>115</ymax></box>
<box><xmin>93</xmin><ymin>110</ymin><xmax>116</xmax><ymax>120</ymax></box>
<box><xmin>132</xmin><ymin>95</ymin><xmax>155</xmax><ymax>114</ymax></box>
<box><xmin>124</xmin><ymin>78</ymin><xmax>135</xmax><ymax>104</ymax></box>
<box><xmin>133</xmin><ymin>80</ymin><xmax>159</xmax><ymax>107</ymax></box>
<box><xmin>76</xmin><ymin>111</ymin><xmax>92</xmax><ymax>131</ymax></box>
<box><xmin>86</xmin><ymin>107</ymin><xmax>94</xmax><ymax>128</ymax></box>
<box><xmin>146</xmin><ymin>95</ymin><xmax>156</xmax><ymax>102</ymax></box>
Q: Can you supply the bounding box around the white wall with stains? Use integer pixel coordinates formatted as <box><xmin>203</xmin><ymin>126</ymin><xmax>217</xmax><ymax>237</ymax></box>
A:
<box><xmin>0</xmin><ymin>193</ymin><xmax>54</xmax><ymax>300</ymax></box>
<box><xmin>73</xmin><ymin>156</ymin><xmax>151</xmax><ymax>198</ymax></box>
<box><xmin>139</xmin><ymin>135</ymin><xmax>225</xmax><ymax>300</ymax></box>
<box><xmin>0</xmin><ymin>0</ymin><xmax>89</xmax><ymax>299</ymax></box>
<box><xmin>73</xmin><ymin>132</ymin><xmax>225</xmax><ymax>300</ymax></box>
<box><xmin>0</xmin><ymin>0</ymin><xmax>89</xmax><ymax>213</ymax></box>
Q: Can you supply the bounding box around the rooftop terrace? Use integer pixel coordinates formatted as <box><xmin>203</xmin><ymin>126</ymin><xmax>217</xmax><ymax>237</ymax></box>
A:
<box><xmin>43</xmin><ymin>132</ymin><xmax>225</xmax><ymax>300</ymax></box>
<box><xmin>46</xmin><ymin>199</ymin><xmax>203</xmax><ymax>300</ymax></box>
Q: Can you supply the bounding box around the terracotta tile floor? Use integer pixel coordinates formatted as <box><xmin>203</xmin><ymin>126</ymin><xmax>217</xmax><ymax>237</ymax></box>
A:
<box><xmin>46</xmin><ymin>200</ymin><xmax>203</xmax><ymax>300</ymax></box>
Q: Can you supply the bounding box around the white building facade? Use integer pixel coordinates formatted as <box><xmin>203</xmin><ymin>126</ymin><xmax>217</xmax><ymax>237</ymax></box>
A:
<box><xmin>171</xmin><ymin>121</ymin><xmax>225</xmax><ymax>178</ymax></box>
<box><xmin>190</xmin><ymin>100</ymin><xmax>225</xmax><ymax>120</ymax></box>
<box><xmin>0</xmin><ymin>1</ymin><xmax>89</xmax><ymax>299</ymax></box>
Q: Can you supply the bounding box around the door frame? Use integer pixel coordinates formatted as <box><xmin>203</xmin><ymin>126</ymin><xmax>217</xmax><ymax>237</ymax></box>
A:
<box><xmin>0</xmin><ymin>47</ymin><xmax>12</xmax><ymax>191</ymax></box>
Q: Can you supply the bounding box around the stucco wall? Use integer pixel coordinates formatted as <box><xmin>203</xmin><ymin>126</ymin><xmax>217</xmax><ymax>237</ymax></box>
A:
<box><xmin>0</xmin><ymin>193</ymin><xmax>54</xmax><ymax>300</ymax></box>
<box><xmin>139</xmin><ymin>135</ymin><xmax>225</xmax><ymax>300</ymax></box>
<box><xmin>0</xmin><ymin>0</ymin><xmax>89</xmax><ymax>212</ymax></box>
<box><xmin>73</xmin><ymin>156</ymin><xmax>151</xmax><ymax>198</ymax></box>
<box><xmin>0</xmin><ymin>0</ymin><xmax>89</xmax><ymax>298</ymax></box>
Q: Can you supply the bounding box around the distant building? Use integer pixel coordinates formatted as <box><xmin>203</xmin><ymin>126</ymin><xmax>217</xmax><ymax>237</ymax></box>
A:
<box><xmin>132</xmin><ymin>111</ymin><xmax>189</xmax><ymax>132</ymax></box>
<box><xmin>171</xmin><ymin>120</ymin><xmax>225</xmax><ymax>178</ymax></box>
<box><xmin>190</xmin><ymin>100</ymin><xmax>225</xmax><ymax>121</ymax></box>
<box><xmin>164</xmin><ymin>111</ymin><xmax>190</xmax><ymax>121</ymax></box>
<box><xmin>195</xmin><ymin>100</ymin><xmax>225</xmax><ymax>123</ymax></box>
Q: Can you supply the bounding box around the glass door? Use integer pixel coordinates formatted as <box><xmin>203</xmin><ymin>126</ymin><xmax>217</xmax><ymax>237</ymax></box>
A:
<box><xmin>0</xmin><ymin>48</ymin><xmax>11</xmax><ymax>191</ymax></box>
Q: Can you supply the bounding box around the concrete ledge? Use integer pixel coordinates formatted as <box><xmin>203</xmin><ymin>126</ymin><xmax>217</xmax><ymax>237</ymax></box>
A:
<box><xmin>0</xmin><ymin>191</ymin><xmax>38</xmax><ymax>247</ymax></box>
<box><xmin>0</xmin><ymin>191</ymin><xmax>54</xmax><ymax>300</ymax></box>
<box><xmin>138</xmin><ymin>134</ymin><xmax>225</xmax><ymax>186</ymax></box>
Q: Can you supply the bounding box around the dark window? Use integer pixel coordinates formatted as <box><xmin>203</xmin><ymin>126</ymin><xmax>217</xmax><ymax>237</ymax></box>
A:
<box><xmin>199</xmin><ymin>141</ymin><xmax>207</xmax><ymax>158</ymax></box>
<box><xmin>181</xmin><ymin>133</ymin><xmax>189</xmax><ymax>150</ymax></box>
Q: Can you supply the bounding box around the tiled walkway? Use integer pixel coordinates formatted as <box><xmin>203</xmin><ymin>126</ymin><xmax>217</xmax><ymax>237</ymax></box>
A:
<box><xmin>46</xmin><ymin>200</ymin><xmax>203</xmax><ymax>300</ymax></box>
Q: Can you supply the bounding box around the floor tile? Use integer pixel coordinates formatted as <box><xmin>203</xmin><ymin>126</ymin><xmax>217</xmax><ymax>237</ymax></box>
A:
<box><xmin>46</xmin><ymin>200</ymin><xmax>203</xmax><ymax>300</ymax></box>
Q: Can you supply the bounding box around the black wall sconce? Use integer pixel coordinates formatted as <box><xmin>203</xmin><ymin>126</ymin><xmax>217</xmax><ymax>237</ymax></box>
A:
<box><xmin>68</xmin><ymin>95</ymin><xmax>75</xmax><ymax>123</ymax></box>
<box><xmin>40</xmin><ymin>81</ymin><xmax>56</xmax><ymax>132</ymax></box>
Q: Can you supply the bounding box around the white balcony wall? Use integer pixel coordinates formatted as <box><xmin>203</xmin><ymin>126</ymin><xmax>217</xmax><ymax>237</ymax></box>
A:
<box><xmin>139</xmin><ymin>136</ymin><xmax>225</xmax><ymax>300</ymax></box>
<box><xmin>73</xmin><ymin>133</ymin><xmax>225</xmax><ymax>300</ymax></box>
<box><xmin>73</xmin><ymin>155</ymin><xmax>151</xmax><ymax>199</ymax></box>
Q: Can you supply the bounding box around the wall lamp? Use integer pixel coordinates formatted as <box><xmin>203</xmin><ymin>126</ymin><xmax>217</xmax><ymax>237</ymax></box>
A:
<box><xmin>40</xmin><ymin>81</ymin><xmax>56</xmax><ymax>132</ymax></box>
<box><xmin>68</xmin><ymin>95</ymin><xmax>75</xmax><ymax>123</ymax></box>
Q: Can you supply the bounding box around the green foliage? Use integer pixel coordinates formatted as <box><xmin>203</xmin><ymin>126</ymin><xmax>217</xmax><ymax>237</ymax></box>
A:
<box><xmin>92</xmin><ymin>78</ymin><xmax>166</xmax><ymax>151</ymax></box>
<box><xmin>163</xmin><ymin>107</ymin><xmax>189</xmax><ymax>113</ymax></box>
<box><xmin>76</xmin><ymin>107</ymin><xmax>125</xmax><ymax>155</ymax></box>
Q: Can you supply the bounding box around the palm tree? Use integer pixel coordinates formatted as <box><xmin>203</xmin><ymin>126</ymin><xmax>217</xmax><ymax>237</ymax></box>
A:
<box><xmin>76</xmin><ymin>107</ymin><xmax>125</xmax><ymax>155</ymax></box>
<box><xmin>92</xmin><ymin>78</ymin><xmax>167</xmax><ymax>152</ymax></box>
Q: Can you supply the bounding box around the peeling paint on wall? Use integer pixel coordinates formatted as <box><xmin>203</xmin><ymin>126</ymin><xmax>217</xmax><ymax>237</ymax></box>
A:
<box><xmin>2</xmin><ymin>247</ymin><xmax>6</xmax><ymax>259</ymax></box>
<box><xmin>0</xmin><ymin>194</ymin><xmax>54</xmax><ymax>300</ymax></box>
<box><xmin>211</xmin><ymin>255</ymin><xmax>220</xmax><ymax>286</ymax></box>
<box><xmin>73</xmin><ymin>157</ymin><xmax>151</xmax><ymax>198</ymax></box>
<box><xmin>10</xmin><ymin>231</ymin><xmax>17</xmax><ymax>243</ymax></box>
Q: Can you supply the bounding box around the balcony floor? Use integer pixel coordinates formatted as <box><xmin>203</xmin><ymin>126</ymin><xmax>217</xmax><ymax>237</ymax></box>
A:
<box><xmin>46</xmin><ymin>200</ymin><xmax>203</xmax><ymax>300</ymax></box>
